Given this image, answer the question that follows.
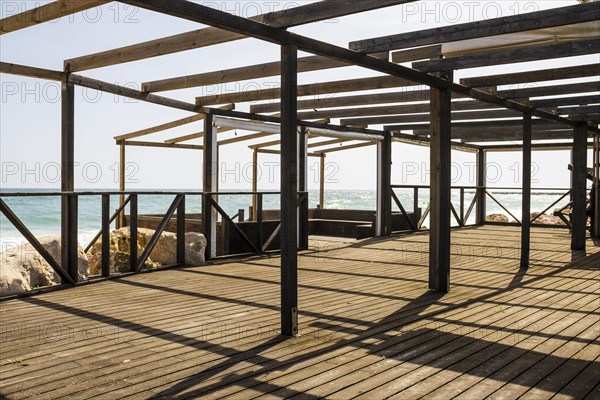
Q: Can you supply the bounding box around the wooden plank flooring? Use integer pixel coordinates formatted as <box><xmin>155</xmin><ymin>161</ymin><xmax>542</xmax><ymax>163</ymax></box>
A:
<box><xmin>0</xmin><ymin>226</ymin><xmax>598</xmax><ymax>399</ymax></box>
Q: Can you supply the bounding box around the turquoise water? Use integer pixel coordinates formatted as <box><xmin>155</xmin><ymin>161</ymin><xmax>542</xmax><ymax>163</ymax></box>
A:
<box><xmin>0</xmin><ymin>189</ymin><xmax>571</xmax><ymax>248</ymax></box>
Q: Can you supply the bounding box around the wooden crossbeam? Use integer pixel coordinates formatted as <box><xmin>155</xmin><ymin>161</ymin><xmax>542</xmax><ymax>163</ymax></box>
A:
<box><xmin>315</xmin><ymin>141</ymin><xmax>377</xmax><ymax>154</ymax></box>
<box><xmin>389</xmin><ymin>119</ymin><xmax>569</xmax><ymax>132</ymax></box>
<box><xmin>461</xmin><ymin>64</ymin><xmax>600</xmax><ymax>87</ymax></box>
<box><xmin>122</xmin><ymin>0</ymin><xmax>587</xmax><ymax>131</ymax></box>
<box><xmin>0</xmin><ymin>0</ymin><xmax>110</xmax><ymax>35</ymax></box>
<box><xmin>123</xmin><ymin>140</ymin><xmax>203</xmax><ymax>150</ymax></box>
<box><xmin>113</xmin><ymin>104</ymin><xmax>234</xmax><ymax>141</ymax></box>
<box><xmin>251</xmin><ymin>81</ymin><xmax>600</xmax><ymax>114</ymax></box>
<box><xmin>413</xmin><ymin>39</ymin><xmax>600</xmax><ymax>73</ymax></box>
<box><xmin>0</xmin><ymin>62</ymin><xmax>64</xmax><ymax>81</ymax></box>
<box><xmin>195</xmin><ymin>75</ymin><xmax>414</xmax><ymax>105</ymax></box>
<box><xmin>142</xmin><ymin>53</ymin><xmax>388</xmax><ymax>93</ymax></box>
<box><xmin>349</xmin><ymin>2</ymin><xmax>600</xmax><ymax>53</ymax></box>
<box><xmin>64</xmin><ymin>0</ymin><xmax>413</xmax><ymax>71</ymax></box>
<box><xmin>391</xmin><ymin>45</ymin><xmax>442</xmax><ymax>63</ymax></box>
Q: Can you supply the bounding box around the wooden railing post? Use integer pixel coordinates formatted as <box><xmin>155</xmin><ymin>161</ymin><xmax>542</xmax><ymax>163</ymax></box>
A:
<box><xmin>203</xmin><ymin>112</ymin><xmax>218</xmax><ymax>260</ymax></box>
<box><xmin>129</xmin><ymin>193</ymin><xmax>138</xmax><ymax>272</ymax></box>
<box><xmin>476</xmin><ymin>148</ymin><xmax>487</xmax><ymax>225</ymax></box>
<box><xmin>177</xmin><ymin>194</ymin><xmax>186</xmax><ymax>265</ymax></box>
<box><xmin>376</xmin><ymin>131</ymin><xmax>392</xmax><ymax>236</ymax></box>
<box><xmin>101</xmin><ymin>194</ymin><xmax>110</xmax><ymax>277</ymax></box>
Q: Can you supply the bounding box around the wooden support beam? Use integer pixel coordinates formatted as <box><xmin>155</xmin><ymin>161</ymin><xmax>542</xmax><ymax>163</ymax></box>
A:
<box><xmin>65</xmin><ymin>0</ymin><xmax>413</xmax><ymax>71</ymax></box>
<box><xmin>0</xmin><ymin>0</ymin><xmax>110</xmax><ymax>34</ymax></box>
<box><xmin>142</xmin><ymin>56</ymin><xmax>347</xmax><ymax>93</ymax></box>
<box><xmin>68</xmin><ymin>74</ymin><xmax>199</xmax><ymax>112</ymax></box>
<box><xmin>60</xmin><ymin>75</ymin><xmax>77</xmax><ymax>282</ymax></box>
<box><xmin>218</xmin><ymin>131</ymin><xmax>273</xmax><ymax>146</ymax></box>
<box><xmin>298</xmin><ymin>126</ymin><xmax>309</xmax><ymax>249</ymax></box>
<box><xmin>457</xmin><ymin>130</ymin><xmax>578</xmax><ymax>143</ymax></box>
<box><xmin>476</xmin><ymin>149</ymin><xmax>486</xmax><ymax>225</ymax></box>
<box><xmin>0</xmin><ymin>62</ymin><xmax>64</xmax><ymax>81</ymax></box>
<box><xmin>202</xmin><ymin>113</ymin><xmax>218</xmax><ymax>259</ymax></box>
<box><xmin>251</xmin><ymin>149</ymin><xmax>258</xmax><ymax>221</ymax></box>
<box><xmin>123</xmin><ymin>140</ymin><xmax>203</xmax><ymax>150</ymax></box>
<box><xmin>461</xmin><ymin>64</ymin><xmax>600</xmax><ymax>87</ymax></box>
<box><xmin>413</xmin><ymin>39</ymin><xmax>600</xmax><ymax>73</ymax></box>
<box><xmin>320</xmin><ymin>154</ymin><xmax>326</xmax><ymax>208</ymax></box>
<box><xmin>429</xmin><ymin>79</ymin><xmax>452</xmax><ymax>293</ymax></box>
<box><xmin>113</xmin><ymin>104</ymin><xmax>233</xmax><ymax>141</ymax></box>
<box><xmin>521</xmin><ymin>113</ymin><xmax>532</xmax><ymax>268</ymax></box>
<box><xmin>571</xmin><ymin>122</ymin><xmax>588</xmax><ymax>250</ymax></box>
<box><xmin>376</xmin><ymin>131</ymin><xmax>392</xmax><ymax>236</ymax></box>
<box><xmin>252</xmin><ymin>81</ymin><xmax>600</xmax><ymax>114</ymax></box>
<box><xmin>391</xmin><ymin>45</ymin><xmax>442</xmax><ymax>63</ymax></box>
<box><xmin>196</xmin><ymin>75</ymin><xmax>414</xmax><ymax>105</ymax></box>
<box><xmin>124</xmin><ymin>0</ymin><xmax>583</xmax><ymax>130</ymax></box>
<box><xmin>593</xmin><ymin>134</ymin><xmax>600</xmax><ymax>239</ymax></box>
<box><xmin>280</xmin><ymin>43</ymin><xmax>298</xmax><ymax>337</ymax></box>
<box><xmin>390</xmin><ymin>119</ymin><xmax>568</xmax><ymax>132</ymax></box>
<box><xmin>484</xmin><ymin>142</ymin><xmax>595</xmax><ymax>152</ymax></box>
<box><xmin>118</xmin><ymin>142</ymin><xmax>125</xmax><ymax>229</ymax></box>
<box><xmin>349</xmin><ymin>2</ymin><xmax>600</xmax><ymax>53</ymax></box>
<box><xmin>316</xmin><ymin>141</ymin><xmax>377</xmax><ymax>154</ymax></box>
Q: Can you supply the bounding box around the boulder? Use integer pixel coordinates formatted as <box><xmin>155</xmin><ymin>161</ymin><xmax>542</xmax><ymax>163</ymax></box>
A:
<box><xmin>0</xmin><ymin>237</ymin><xmax>89</xmax><ymax>296</ymax></box>
<box><xmin>531</xmin><ymin>212</ymin><xmax>567</xmax><ymax>226</ymax></box>
<box><xmin>87</xmin><ymin>228</ymin><xmax>206</xmax><ymax>275</ymax></box>
<box><xmin>486</xmin><ymin>214</ymin><xmax>509</xmax><ymax>223</ymax></box>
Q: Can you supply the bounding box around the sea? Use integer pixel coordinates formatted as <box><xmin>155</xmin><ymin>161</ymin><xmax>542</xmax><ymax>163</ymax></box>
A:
<box><xmin>0</xmin><ymin>188</ymin><xmax>571</xmax><ymax>249</ymax></box>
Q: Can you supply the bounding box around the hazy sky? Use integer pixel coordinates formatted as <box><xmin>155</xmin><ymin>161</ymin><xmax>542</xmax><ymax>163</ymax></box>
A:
<box><xmin>0</xmin><ymin>0</ymin><xmax>596</xmax><ymax>191</ymax></box>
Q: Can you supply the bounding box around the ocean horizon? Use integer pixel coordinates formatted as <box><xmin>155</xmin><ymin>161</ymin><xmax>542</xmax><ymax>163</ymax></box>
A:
<box><xmin>0</xmin><ymin>188</ymin><xmax>572</xmax><ymax>248</ymax></box>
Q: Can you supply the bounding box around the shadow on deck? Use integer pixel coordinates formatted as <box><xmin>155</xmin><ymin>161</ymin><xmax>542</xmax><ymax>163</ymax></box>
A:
<box><xmin>0</xmin><ymin>225</ymin><xmax>598</xmax><ymax>399</ymax></box>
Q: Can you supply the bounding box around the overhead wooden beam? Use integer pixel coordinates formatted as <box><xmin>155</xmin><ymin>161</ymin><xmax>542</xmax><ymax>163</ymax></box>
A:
<box><xmin>219</xmin><ymin>132</ymin><xmax>274</xmax><ymax>146</ymax></box>
<box><xmin>196</xmin><ymin>75</ymin><xmax>414</xmax><ymax>105</ymax></box>
<box><xmin>142</xmin><ymin>52</ymin><xmax>388</xmax><ymax>93</ymax></box>
<box><xmin>413</xmin><ymin>39</ymin><xmax>600</xmax><ymax>73</ymax></box>
<box><xmin>389</xmin><ymin>119</ymin><xmax>570</xmax><ymax>132</ymax></box>
<box><xmin>251</xmin><ymin>81</ymin><xmax>600</xmax><ymax>114</ymax></box>
<box><xmin>458</xmin><ymin>130</ymin><xmax>578</xmax><ymax>142</ymax></box>
<box><xmin>113</xmin><ymin>104</ymin><xmax>234</xmax><ymax>141</ymax></box>
<box><xmin>349</xmin><ymin>2</ymin><xmax>600</xmax><ymax>53</ymax></box>
<box><xmin>0</xmin><ymin>62</ymin><xmax>64</xmax><ymax>81</ymax></box>
<box><xmin>461</xmin><ymin>64</ymin><xmax>600</xmax><ymax>87</ymax></box>
<box><xmin>124</xmin><ymin>140</ymin><xmax>202</xmax><ymax>150</ymax></box>
<box><xmin>315</xmin><ymin>141</ymin><xmax>377</xmax><ymax>154</ymax></box>
<box><xmin>391</xmin><ymin>45</ymin><xmax>442</xmax><ymax>63</ymax></box>
<box><xmin>65</xmin><ymin>0</ymin><xmax>413</xmax><ymax>71</ymax></box>
<box><xmin>0</xmin><ymin>0</ymin><xmax>110</xmax><ymax>35</ymax></box>
<box><xmin>68</xmin><ymin>74</ymin><xmax>199</xmax><ymax>112</ymax></box>
<box><xmin>124</xmin><ymin>0</ymin><xmax>583</xmax><ymax>130</ymax></box>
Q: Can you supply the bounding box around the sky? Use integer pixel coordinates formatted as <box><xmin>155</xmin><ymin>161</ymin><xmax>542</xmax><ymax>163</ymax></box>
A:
<box><xmin>0</xmin><ymin>0</ymin><xmax>597</xmax><ymax>191</ymax></box>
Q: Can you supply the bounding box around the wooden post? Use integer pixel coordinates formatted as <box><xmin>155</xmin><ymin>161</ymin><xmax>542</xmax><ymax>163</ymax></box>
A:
<box><xmin>280</xmin><ymin>43</ymin><xmax>298</xmax><ymax>337</ymax></box>
<box><xmin>202</xmin><ymin>112</ymin><xmax>218</xmax><ymax>259</ymax></box>
<box><xmin>129</xmin><ymin>193</ymin><xmax>138</xmax><ymax>272</ymax></box>
<box><xmin>429</xmin><ymin>81</ymin><xmax>452</xmax><ymax>293</ymax></box>
<box><xmin>60</xmin><ymin>74</ymin><xmax>78</xmax><ymax>282</ymax></box>
<box><xmin>520</xmin><ymin>113</ymin><xmax>532</xmax><ymax>268</ymax></box>
<box><xmin>118</xmin><ymin>140</ymin><xmax>125</xmax><ymax>228</ymax></box>
<box><xmin>319</xmin><ymin>153</ymin><xmax>326</xmax><ymax>209</ymax></box>
<box><xmin>571</xmin><ymin>122</ymin><xmax>588</xmax><ymax>250</ymax></box>
<box><xmin>177</xmin><ymin>194</ymin><xmax>186</xmax><ymax>265</ymax></box>
<box><xmin>298</xmin><ymin>125</ymin><xmax>309</xmax><ymax>249</ymax></box>
<box><xmin>376</xmin><ymin>131</ymin><xmax>392</xmax><ymax>236</ymax></box>
<box><xmin>101</xmin><ymin>194</ymin><xmax>110</xmax><ymax>277</ymax></box>
<box><xmin>476</xmin><ymin>148</ymin><xmax>487</xmax><ymax>225</ymax></box>
<box><xmin>593</xmin><ymin>134</ymin><xmax>600</xmax><ymax>239</ymax></box>
<box><xmin>252</xmin><ymin>148</ymin><xmax>258</xmax><ymax>221</ymax></box>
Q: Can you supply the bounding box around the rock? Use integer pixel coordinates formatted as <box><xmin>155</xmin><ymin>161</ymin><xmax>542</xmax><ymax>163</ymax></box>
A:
<box><xmin>530</xmin><ymin>212</ymin><xmax>567</xmax><ymax>226</ymax></box>
<box><xmin>486</xmin><ymin>214</ymin><xmax>509</xmax><ymax>223</ymax></box>
<box><xmin>87</xmin><ymin>227</ymin><xmax>206</xmax><ymax>275</ymax></box>
<box><xmin>0</xmin><ymin>237</ymin><xmax>89</xmax><ymax>296</ymax></box>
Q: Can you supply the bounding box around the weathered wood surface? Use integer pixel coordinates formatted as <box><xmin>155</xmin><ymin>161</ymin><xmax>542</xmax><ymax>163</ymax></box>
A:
<box><xmin>1</xmin><ymin>226</ymin><xmax>598</xmax><ymax>399</ymax></box>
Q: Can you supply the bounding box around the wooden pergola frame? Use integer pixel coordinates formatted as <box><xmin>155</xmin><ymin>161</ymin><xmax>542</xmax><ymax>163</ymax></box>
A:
<box><xmin>1</xmin><ymin>0</ymin><xmax>599</xmax><ymax>337</ymax></box>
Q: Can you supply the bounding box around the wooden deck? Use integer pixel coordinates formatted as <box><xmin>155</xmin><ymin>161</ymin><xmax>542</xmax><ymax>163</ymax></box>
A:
<box><xmin>1</xmin><ymin>225</ymin><xmax>599</xmax><ymax>399</ymax></box>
